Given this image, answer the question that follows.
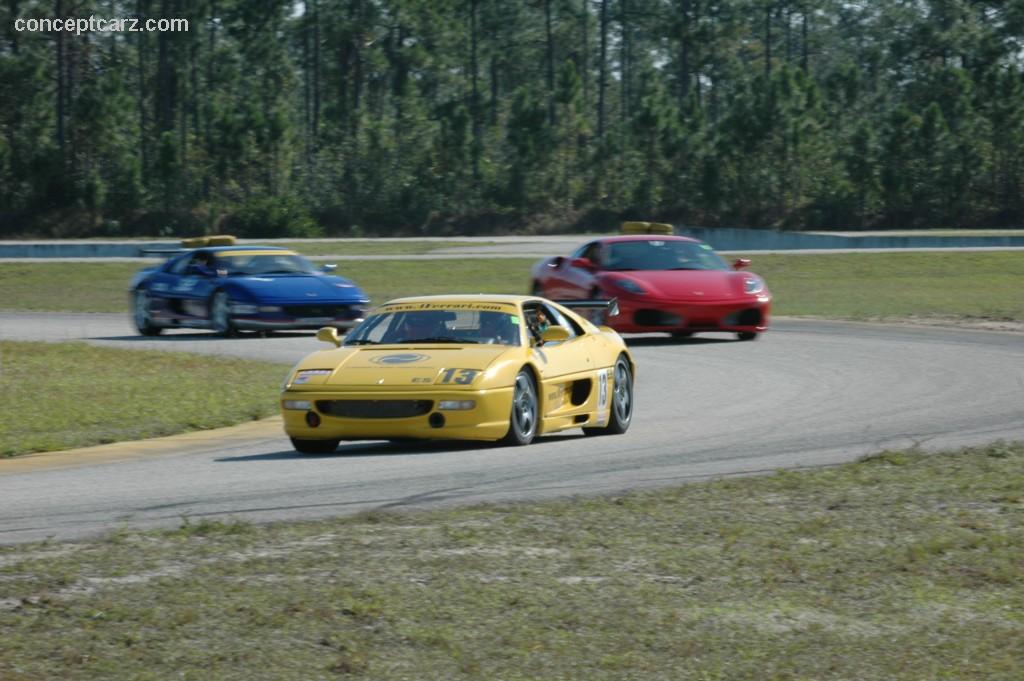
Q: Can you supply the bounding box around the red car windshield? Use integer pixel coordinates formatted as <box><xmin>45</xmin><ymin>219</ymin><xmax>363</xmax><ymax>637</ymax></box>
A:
<box><xmin>604</xmin><ymin>240</ymin><xmax>728</xmax><ymax>271</ymax></box>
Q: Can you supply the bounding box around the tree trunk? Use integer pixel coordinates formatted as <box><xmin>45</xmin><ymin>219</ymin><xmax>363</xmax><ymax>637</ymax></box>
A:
<box><xmin>55</xmin><ymin>0</ymin><xmax>66</xmax><ymax>162</ymax></box>
<box><xmin>620</xmin><ymin>0</ymin><xmax>630</xmax><ymax>123</ymax></box>
<box><xmin>136</xmin><ymin>0</ymin><xmax>150</xmax><ymax>184</ymax></box>
<box><xmin>598</xmin><ymin>0</ymin><xmax>608</xmax><ymax>137</ymax></box>
<box><xmin>544</xmin><ymin>0</ymin><xmax>556</xmax><ymax>125</ymax></box>
<box><xmin>679</xmin><ymin>0</ymin><xmax>691</xmax><ymax>103</ymax></box>
<box><xmin>312</xmin><ymin>0</ymin><xmax>320</xmax><ymax>141</ymax></box>
<box><xmin>469</xmin><ymin>0</ymin><xmax>481</xmax><ymax>181</ymax></box>
<box><xmin>801</xmin><ymin>7</ymin><xmax>808</xmax><ymax>72</ymax></box>
<box><xmin>580</xmin><ymin>0</ymin><xmax>589</xmax><ymax>113</ymax></box>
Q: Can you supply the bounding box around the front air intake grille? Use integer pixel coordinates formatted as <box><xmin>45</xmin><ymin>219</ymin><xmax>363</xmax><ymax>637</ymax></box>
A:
<box><xmin>633</xmin><ymin>309</ymin><xmax>683</xmax><ymax>326</ymax></box>
<box><xmin>315</xmin><ymin>400</ymin><xmax>433</xmax><ymax>419</ymax></box>
<box><xmin>283</xmin><ymin>304</ymin><xmax>359</xmax><ymax>319</ymax></box>
<box><xmin>735</xmin><ymin>308</ymin><xmax>763</xmax><ymax>326</ymax></box>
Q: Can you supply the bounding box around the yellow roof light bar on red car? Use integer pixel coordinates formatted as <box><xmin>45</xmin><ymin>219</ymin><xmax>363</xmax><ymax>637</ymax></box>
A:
<box><xmin>621</xmin><ymin>221</ymin><xmax>674</xmax><ymax>235</ymax></box>
<box><xmin>180</xmin><ymin>235</ymin><xmax>237</xmax><ymax>248</ymax></box>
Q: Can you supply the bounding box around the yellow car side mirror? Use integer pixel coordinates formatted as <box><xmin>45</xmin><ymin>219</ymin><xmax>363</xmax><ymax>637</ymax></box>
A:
<box><xmin>316</xmin><ymin>326</ymin><xmax>342</xmax><ymax>347</ymax></box>
<box><xmin>540</xmin><ymin>326</ymin><xmax>571</xmax><ymax>343</ymax></box>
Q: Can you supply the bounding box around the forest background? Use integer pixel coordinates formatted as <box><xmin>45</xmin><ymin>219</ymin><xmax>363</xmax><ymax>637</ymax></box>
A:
<box><xmin>1</xmin><ymin>0</ymin><xmax>1022</xmax><ymax>238</ymax></box>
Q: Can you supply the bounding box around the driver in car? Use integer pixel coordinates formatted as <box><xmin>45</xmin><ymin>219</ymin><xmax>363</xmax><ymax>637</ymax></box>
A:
<box><xmin>479</xmin><ymin>312</ymin><xmax>518</xmax><ymax>345</ymax></box>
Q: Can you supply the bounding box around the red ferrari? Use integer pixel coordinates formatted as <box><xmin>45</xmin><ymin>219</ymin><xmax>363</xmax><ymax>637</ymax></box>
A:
<box><xmin>530</xmin><ymin>225</ymin><xmax>771</xmax><ymax>340</ymax></box>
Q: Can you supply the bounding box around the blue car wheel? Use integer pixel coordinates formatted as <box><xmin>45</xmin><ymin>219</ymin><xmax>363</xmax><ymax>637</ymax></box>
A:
<box><xmin>133</xmin><ymin>289</ymin><xmax>163</xmax><ymax>336</ymax></box>
<box><xmin>209</xmin><ymin>290</ymin><xmax>238</xmax><ymax>337</ymax></box>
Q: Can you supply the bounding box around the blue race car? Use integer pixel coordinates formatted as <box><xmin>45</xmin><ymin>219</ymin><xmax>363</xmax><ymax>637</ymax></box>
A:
<box><xmin>129</xmin><ymin>236</ymin><xmax>370</xmax><ymax>336</ymax></box>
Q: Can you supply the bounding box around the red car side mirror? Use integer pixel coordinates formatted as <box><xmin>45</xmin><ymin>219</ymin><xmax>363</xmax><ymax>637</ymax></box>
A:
<box><xmin>570</xmin><ymin>257</ymin><xmax>598</xmax><ymax>271</ymax></box>
<box><xmin>733</xmin><ymin>258</ymin><xmax>751</xmax><ymax>270</ymax></box>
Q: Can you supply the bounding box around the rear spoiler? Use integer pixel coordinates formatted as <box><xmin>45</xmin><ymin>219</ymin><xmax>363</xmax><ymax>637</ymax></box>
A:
<box><xmin>554</xmin><ymin>298</ymin><xmax>620</xmax><ymax>321</ymax></box>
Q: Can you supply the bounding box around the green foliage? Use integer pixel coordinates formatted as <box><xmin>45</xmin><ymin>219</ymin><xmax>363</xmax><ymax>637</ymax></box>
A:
<box><xmin>2</xmin><ymin>0</ymin><xmax>1024</xmax><ymax>235</ymax></box>
<box><xmin>223</xmin><ymin>195</ymin><xmax>322</xmax><ymax>238</ymax></box>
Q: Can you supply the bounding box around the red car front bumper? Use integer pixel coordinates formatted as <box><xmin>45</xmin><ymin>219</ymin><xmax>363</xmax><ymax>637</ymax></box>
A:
<box><xmin>605</xmin><ymin>294</ymin><xmax>772</xmax><ymax>334</ymax></box>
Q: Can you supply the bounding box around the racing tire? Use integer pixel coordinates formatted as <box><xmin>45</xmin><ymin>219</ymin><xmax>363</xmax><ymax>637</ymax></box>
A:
<box><xmin>500</xmin><ymin>370</ymin><xmax>539</xmax><ymax>446</ymax></box>
<box><xmin>209</xmin><ymin>290</ymin><xmax>238</xmax><ymax>337</ymax></box>
<box><xmin>583</xmin><ymin>355</ymin><xmax>634</xmax><ymax>436</ymax></box>
<box><xmin>737</xmin><ymin>332</ymin><xmax>759</xmax><ymax>341</ymax></box>
<box><xmin>290</xmin><ymin>437</ymin><xmax>340</xmax><ymax>454</ymax></box>
<box><xmin>530</xmin><ymin>281</ymin><xmax>545</xmax><ymax>297</ymax></box>
<box><xmin>132</xmin><ymin>289</ymin><xmax>163</xmax><ymax>336</ymax></box>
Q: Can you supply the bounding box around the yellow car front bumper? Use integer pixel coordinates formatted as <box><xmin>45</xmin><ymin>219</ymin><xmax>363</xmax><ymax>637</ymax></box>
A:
<box><xmin>281</xmin><ymin>385</ymin><xmax>515</xmax><ymax>442</ymax></box>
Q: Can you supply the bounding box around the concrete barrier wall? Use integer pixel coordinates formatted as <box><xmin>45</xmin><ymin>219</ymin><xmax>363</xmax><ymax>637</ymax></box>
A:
<box><xmin>0</xmin><ymin>241</ymin><xmax>179</xmax><ymax>258</ymax></box>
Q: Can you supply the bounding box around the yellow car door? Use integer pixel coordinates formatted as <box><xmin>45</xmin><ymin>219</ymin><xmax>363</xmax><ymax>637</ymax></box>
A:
<box><xmin>523</xmin><ymin>302</ymin><xmax>602</xmax><ymax>426</ymax></box>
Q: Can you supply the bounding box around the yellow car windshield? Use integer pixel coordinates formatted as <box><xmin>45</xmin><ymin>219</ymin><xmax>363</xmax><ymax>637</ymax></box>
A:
<box><xmin>345</xmin><ymin>309</ymin><xmax>522</xmax><ymax>346</ymax></box>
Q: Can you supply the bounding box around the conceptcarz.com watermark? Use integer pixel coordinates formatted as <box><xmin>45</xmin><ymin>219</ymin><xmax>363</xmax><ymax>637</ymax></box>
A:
<box><xmin>14</xmin><ymin>16</ymin><xmax>189</xmax><ymax>35</ymax></box>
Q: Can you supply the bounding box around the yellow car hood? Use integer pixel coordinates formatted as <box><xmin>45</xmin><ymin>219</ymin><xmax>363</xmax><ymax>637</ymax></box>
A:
<box><xmin>290</xmin><ymin>344</ymin><xmax>513</xmax><ymax>388</ymax></box>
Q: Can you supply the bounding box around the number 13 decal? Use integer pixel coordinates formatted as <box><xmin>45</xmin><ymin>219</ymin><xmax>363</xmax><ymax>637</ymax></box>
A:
<box><xmin>438</xmin><ymin>368</ymin><xmax>479</xmax><ymax>384</ymax></box>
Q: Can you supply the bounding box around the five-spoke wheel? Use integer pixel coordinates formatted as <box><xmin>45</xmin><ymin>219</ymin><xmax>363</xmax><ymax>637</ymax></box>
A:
<box><xmin>584</xmin><ymin>355</ymin><xmax>634</xmax><ymax>436</ymax></box>
<box><xmin>501</xmin><ymin>370</ymin><xmax>539</xmax><ymax>446</ymax></box>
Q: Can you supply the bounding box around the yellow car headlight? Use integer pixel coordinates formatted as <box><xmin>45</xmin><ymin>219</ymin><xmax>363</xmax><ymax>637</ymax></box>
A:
<box><xmin>438</xmin><ymin>400</ymin><xmax>476</xmax><ymax>411</ymax></box>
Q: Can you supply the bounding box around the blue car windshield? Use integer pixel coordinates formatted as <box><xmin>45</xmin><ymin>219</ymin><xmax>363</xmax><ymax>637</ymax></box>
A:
<box><xmin>604</xmin><ymin>240</ymin><xmax>729</xmax><ymax>271</ymax></box>
<box><xmin>212</xmin><ymin>253</ymin><xmax>317</xmax><ymax>276</ymax></box>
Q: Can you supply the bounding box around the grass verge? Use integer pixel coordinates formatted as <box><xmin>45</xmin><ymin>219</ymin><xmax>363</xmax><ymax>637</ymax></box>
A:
<box><xmin>0</xmin><ymin>341</ymin><xmax>288</xmax><ymax>457</ymax></box>
<box><xmin>746</xmin><ymin>251</ymin><xmax>1024</xmax><ymax>322</ymax></box>
<box><xmin>1</xmin><ymin>442</ymin><xmax>1021</xmax><ymax>680</ymax></box>
<box><xmin>2</xmin><ymin>252</ymin><xmax>1022</xmax><ymax>323</ymax></box>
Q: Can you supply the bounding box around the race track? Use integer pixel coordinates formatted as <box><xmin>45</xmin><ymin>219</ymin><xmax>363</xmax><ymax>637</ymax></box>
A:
<box><xmin>1</xmin><ymin>313</ymin><xmax>1022</xmax><ymax>544</ymax></box>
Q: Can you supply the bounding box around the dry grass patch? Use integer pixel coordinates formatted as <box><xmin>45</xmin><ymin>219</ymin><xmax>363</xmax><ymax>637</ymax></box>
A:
<box><xmin>1</xmin><ymin>443</ymin><xmax>1022</xmax><ymax>679</ymax></box>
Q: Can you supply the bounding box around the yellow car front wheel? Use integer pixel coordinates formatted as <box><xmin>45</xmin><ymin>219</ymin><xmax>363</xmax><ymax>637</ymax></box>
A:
<box><xmin>500</xmin><ymin>370</ymin><xmax>538</xmax><ymax>446</ymax></box>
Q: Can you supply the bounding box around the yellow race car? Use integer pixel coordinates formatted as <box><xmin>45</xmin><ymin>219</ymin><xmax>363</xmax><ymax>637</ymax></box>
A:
<box><xmin>280</xmin><ymin>294</ymin><xmax>636</xmax><ymax>453</ymax></box>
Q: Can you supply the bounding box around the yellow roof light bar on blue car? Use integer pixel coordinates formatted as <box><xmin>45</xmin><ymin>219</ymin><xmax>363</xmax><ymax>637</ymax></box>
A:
<box><xmin>181</xmin><ymin>235</ymin><xmax>237</xmax><ymax>248</ymax></box>
<box><xmin>621</xmin><ymin>221</ymin><xmax>674</xmax><ymax>235</ymax></box>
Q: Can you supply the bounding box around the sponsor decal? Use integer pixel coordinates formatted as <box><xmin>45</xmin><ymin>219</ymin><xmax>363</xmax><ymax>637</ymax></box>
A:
<box><xmin>546</xmin><ymin>385</ymin><xmax>567</xmax><ymax>410</ymax></box>
<box><xmin>294</xmin><ymin>369</ymin><xmax>332</xmax><ymax>384</ymax></box>
<box><xmin>598</xmin><ymin>369</ymin><xmax>608</xmax><ymax>408</ymax></box>
<box><xmin>370</xmin><ymin>353</ymin><xmax>430</xmax><ymax>365</ymax></box>
<box><xmin>597</xmin><ymin>368</ymin><xmax>609</xmax><ymax>414</ymax></box>
<box><xmin>383</xmin><ymin>302</ymin><xmax>518</xmax><ymax>313</ymax></box>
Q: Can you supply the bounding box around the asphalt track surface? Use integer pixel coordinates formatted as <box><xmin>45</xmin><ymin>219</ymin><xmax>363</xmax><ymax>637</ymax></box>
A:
<box><xmin>1</xmin><ymin>313</ymin><xmax>1023</xmax><ymax>544</ymax></box>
